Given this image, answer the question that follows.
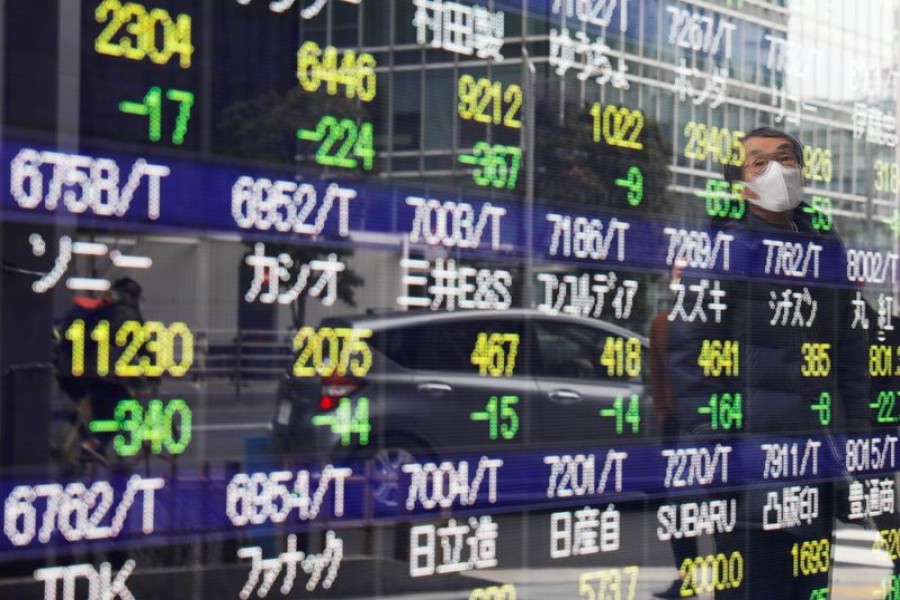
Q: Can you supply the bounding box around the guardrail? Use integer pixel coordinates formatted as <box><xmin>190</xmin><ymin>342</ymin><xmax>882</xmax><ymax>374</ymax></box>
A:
<box><xmin>193</xmin><ymin>329</ymin><xmax>294</xmax><ymax>396</ymax></box>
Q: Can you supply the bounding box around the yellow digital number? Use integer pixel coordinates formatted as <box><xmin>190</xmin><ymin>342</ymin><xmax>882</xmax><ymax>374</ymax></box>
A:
<box><xmin>469</xmin><ymin>584</ymin><xmax>517</xmax><ymax>600</ymax></box>
<box><xmin>875</xmin><ymin>160</ymin><xmax>900</xmax><ymax>193</ymax></box>
<box><xmin>95</xmin><ymin>0</ymin><xmax>193</xmax><ymax>68</ymax></box>
<box><xmin>683</xmin><ymin>121</ymin><xmax>745</xmax><ymax>166</ymax></box>
<box><xmin>470</xmin><ymin>332</ymin><xmax>520</xmax><ymax>377</ymax></box>
<box><xmin>141</xmin><ymin>320</ymin><xmax>167</xmax><ymax>377</ymax></box>
<box><xmin>64</xmin><ymin>319</ymin><xmax>87</xmax><ymax>376</ymax></box>
<box><xmin>679</xmin><ymin>552</ymin><xmax>743</xmax><ymax>596</ymax></box>
<box><xmin>600</xmin><ymin>337</ymin><xmax>641</xmax><ymax>378</ymax></box>
<box><xmin>697</xmin><ymin>340</ymin><xmax>739</xmax><ymax>377</ymax></box>
<box><xmin>63</xmin><ymin>319</ymin><xmax>193</xmax><ymax>378</ymax></box>
<box><xmin>115</xmin><ymin>321</ymin><xmax>146</xmax><ymax>377</ymax></box>
<box><xmin>579</xmin><ymin>566</ymin><xmax>639</xmax><ymax>600</ymax></box>
<box><xmin>292</xmin><ymin>327</ymin><xmax>373</xmax><ymax>377</ymax></box>
<box><xmin>802</xmin><ymin>146</ymin><xmax>833</xmax><ymax>183</ymax></box>
<box><xmin>870</xmin><ymin>344</ymin><xmax>900</xmax><ymax>377</ymax></box>
<box><xmin>875</xmin><ymin>528</ymin><xmax>900</xmax><ymax>561</ymax></box>
<box><xmin>801</xmin><ymin>343</ymin><xmax>831</xmax><ymax>377</ymax></box>
<box><xmin>297</xmin><ymin>41</ymin><xmax>377</xmax><ymax>101</ymax></box>
<box><xmin>590</xmin><ymin>103</ymin><xmax>644</xmax><ymax>150</ymax></box>
<box><xmin>458</xmin><ymin>75</ymin><xmax>523</xmax><ymax>129</ymax></box>
<box><xmin>790</xmin><ymin>538</ymin><xmax>830</xmax><ymax>577</ymax></box>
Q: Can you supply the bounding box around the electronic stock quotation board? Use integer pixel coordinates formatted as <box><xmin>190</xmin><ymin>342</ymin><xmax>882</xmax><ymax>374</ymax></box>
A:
<box><xmin>3</xmin><ymin>0</ymin><xmax>900</xmax><ymax>598</ymax></box>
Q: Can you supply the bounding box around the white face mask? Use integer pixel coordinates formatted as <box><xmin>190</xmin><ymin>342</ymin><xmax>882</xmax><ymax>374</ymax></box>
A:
<box><xmin>745</xmin><ymin>161</ymin><xmax>804</xmax><ymax>213</ymax></box>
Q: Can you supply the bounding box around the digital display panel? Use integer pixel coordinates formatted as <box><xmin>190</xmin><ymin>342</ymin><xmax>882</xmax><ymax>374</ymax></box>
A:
<box><xmin>3</xmin><ymin>1</ymin><xmax>900</xmax><ymax>598</ymax></box>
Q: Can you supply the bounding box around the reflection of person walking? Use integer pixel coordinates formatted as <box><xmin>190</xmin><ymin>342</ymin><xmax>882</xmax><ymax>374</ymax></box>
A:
<box><xmin>650</xmin><ymin>307</ymin><xmax>699</xmax><ymax>599</ymax></box>
<box><xmin>667</xmin><ymin>128</ymin><xmax>870</xmax><ymax>599</ymax></box>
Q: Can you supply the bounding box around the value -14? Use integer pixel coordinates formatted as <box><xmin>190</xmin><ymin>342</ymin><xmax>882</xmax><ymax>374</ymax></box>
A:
<box><xmin>600</xmin><ymin>395</ymin><xmax>640</xmax><ymax>435</ymax></box>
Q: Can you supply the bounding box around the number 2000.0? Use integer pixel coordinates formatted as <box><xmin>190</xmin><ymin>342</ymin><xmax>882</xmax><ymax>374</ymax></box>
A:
<box><xmin>680</xmin><ymin>552</ymin><xmax>743</xmax><ymax>596</ymax></box>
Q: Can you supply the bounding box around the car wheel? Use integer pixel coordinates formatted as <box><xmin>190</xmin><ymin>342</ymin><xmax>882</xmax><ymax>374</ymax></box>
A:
<box><xmin>367</xmin><ymin>438</ymin><xmax>434</xmax><ymax>509</ymax></box>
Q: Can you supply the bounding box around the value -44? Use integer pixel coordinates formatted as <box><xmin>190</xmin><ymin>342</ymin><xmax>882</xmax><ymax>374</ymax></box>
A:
<box><xmin>311</xmin><ymin>397</ymin><xmax>371</xmax><ymax>446</ymax></box>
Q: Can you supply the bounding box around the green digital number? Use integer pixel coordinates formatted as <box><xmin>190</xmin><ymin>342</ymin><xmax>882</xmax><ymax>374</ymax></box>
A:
<box><xmin>804</xmin><ymin>196</ymin><xmax>833</xmax><ymax>232</ymax></box>
<box><xmin>698</xmin><ymin>179</ymin><xmax>745</xmax><ymax>220</ymax></box>
<box><xmin>600</xmin><ymin>394</ymin><xmax>640</xmax><ymax>435</ymax></box>
<box><xmin>297</xmin><ymin>115</ymin><xmax>375</xmax><ymax>171</ymax></box>
<box><xmin>458</xmin><ymin>142</ymin><xmax>522</xmax><ymax>189</ymax></box>
<box><xmin>809</xmin><ymin>586</ymin><xmax>829</xmax><ymax>600</ymax></box>
<box><xmin>119</xmin><ymin>86</ymin><xmax>195</xmax><ymax>145</ymax></box>
<box><xmin>615</xmin><ymin>166</ymin><xmax>643</xmax><ymax>206</ymax></box>
<box><xmin>89</xmin><ymin>398</ymin><xmax>192</xmax><ymax>457</ymax></box>
<box><xmin>811</xmin><ymin>392</ymin><xmax>831</xmax><ymax>426</ymax></box>
<box><xmin>697</xmin><ymin>393</ymin><xmax>743</xmax><ymax>430</ymax></box>
<box><xmin>470</xmin><ymin>396</ymin><xmax>519</xmax><ymax>440</ymax></box>
<box><xmin>871</xmin><ymin>391</ymin><xmax>900</xmax><ymax>424</ymax></box>
<box><xmin>311</xmin><ymin>397</ymin><xmax>371</xmax><ymax>446</ymax></box>
<box><xmin>876</xmin><ymin>574</ymin><xmax>900</xmax><ymax>600</ymax></box>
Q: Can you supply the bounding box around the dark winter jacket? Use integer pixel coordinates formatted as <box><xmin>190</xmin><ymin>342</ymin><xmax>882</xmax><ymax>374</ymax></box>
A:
<box><xmin>666</xmin><ymin>204</ymin><xmax>870</xmax><ymax>437</ymax></box>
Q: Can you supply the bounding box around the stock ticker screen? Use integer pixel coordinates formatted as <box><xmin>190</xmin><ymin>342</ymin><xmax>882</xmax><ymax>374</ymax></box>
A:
<box><xmin>4</xmin><ymin>0</ymin><xmax>900</xmax><ymax>598</ymax></box>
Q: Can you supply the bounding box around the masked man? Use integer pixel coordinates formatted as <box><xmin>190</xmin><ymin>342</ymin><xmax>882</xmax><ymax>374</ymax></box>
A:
<box><xmin>665</xmin><ymin>127</ymin><xmax>870</xmax><ymax>599</ymax></box>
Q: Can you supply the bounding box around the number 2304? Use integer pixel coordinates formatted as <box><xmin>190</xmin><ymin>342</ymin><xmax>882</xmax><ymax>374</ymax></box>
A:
<box><xmin>95</xmin><ymin>0</ymin><xmax>193</xmax><ymax>68</ymax></box>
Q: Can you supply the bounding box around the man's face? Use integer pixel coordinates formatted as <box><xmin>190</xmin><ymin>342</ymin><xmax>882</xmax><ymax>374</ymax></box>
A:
<box><xmin>740</xmin><ymin>135</ymin><xmax>801</xmax><ymax>202</ymax></box>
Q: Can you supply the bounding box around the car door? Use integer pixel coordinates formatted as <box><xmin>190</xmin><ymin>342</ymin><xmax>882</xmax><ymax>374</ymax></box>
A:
<box><xmin>532</xmin><ymin>317</ymin><xmax>645</xmax><ymax>449</ymax></box>
<box><xmin>398</xmin><ymin>315</ymin><xmax>541</xmax><ymax>453</ymax></box>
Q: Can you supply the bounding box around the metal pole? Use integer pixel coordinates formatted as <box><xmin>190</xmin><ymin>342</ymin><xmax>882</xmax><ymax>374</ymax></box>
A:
<box><xmin>522</xmin><ymin>48</ymin><xmax>536</xmax><ymax>309</ymax></box>
<box><xmin>57</xmin><ymin>0</ymin><xmax>81</xmax><ymax>146</ymax></box>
